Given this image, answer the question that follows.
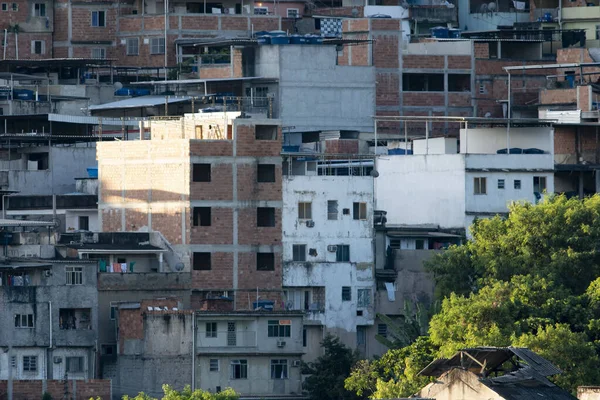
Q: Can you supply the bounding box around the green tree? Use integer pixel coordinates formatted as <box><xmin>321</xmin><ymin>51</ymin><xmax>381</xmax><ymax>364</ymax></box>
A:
<box><xmin>123</xmin><ymin>385</ymin><xmax>239</xmax><ymax>400</ymax></box>
<box><xmin>303</xmin><ymin>335</ymin><xmax>362</xmax><ymax>400</ymax></box>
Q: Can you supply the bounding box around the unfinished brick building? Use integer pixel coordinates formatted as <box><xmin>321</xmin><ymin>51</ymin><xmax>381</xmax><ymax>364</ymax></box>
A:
<box><xmin>96</xmin><ymin>113</ymin><xmax>284</xmax><ymax>309</ymax></box>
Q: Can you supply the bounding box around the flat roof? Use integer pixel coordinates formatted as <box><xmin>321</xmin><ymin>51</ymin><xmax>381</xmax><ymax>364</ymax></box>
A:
<box><xmin>0</xmin><ymin>72</ymin><xmax>49</xmax><ymax>81</ymax></box>
<box><xmin>0</xmin><ymin>218</ymin><xmax>57</xmax><ymax>227</ymax></box>
<box><xmin>0</xmin><ymin>58</ymin><xmax>114</xmax><ymax>68</ymax></box>
<box><xmin>129</xmin><ymin>76</ymin><xmax>267</xmax><ymax>86</ymax></box>
<box><xmin>504</xmin><ymin>62</ymin><xmax>600</xmax><ymax>71</ymax></box>
<box><xmin>89</xmin><ymin>95</ymin><xmax>192</xmax><ymax>111</ymax></box>
<box><xmin>0</xmin><ymin>261</ymin><xmax>52</xmax><ymax>269</ymax></box>
<box><xmin>48</xmin><ymin>113</ymin><xmax>142</xmax><ymax>126</ymax></box>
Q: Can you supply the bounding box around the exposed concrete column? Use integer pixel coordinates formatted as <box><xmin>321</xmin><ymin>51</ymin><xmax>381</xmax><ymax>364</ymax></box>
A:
<box><xmin>579</xmin><ymin>170</ymin><xmax>584</xmax><ymax>199</ymax></box>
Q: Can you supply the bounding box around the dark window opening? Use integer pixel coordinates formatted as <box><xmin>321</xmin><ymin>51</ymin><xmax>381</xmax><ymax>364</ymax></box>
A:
<box><xmin>59</xmin><ymin>308</ymin><xmax>91</xmax><ymax>330</ymax></box>
<box><xmin>193</xmin><ymin>163</ymin><xmax>211</xmax><ymax>182</ymax></box>
<box><xmin>336</xmin><ymin>245</ymin><xmax>350</xmax><ymax>262</ymax></box>
<box><xmin>257</xmin><ymin>207</ymin><xmax>275</xmax><ymax>227</ymax></box>
<box><xmin>193</xmin><ymin>252</ymin><xmax>211</xmax><ymax>270</ymax></box>
<box><xmin>27</xmin><ymin>152</ymin><xmax>49</xmax><ymax>170</ymax></box>
<box><xmin>292</xmin><ymin>244</ymin><xmax>306</xmax><ymax>262</ymax></box>
<box><xmin>489</xmin><ymin>42</ymin><xmax>498</xmax><ymax>59</ymax></box>
<box><xmin>255</xmin><ymin>125</ymin><xmax>277</xmax><ymax>140</ymax></box>
<box><xmin>402</xmin><ymin>73</ymin><xmax>444</xmax><ymax>91</ymax></box>
<box><xmin>257</xmin><ymin>252</ymin><xmax>275</xmax><ymax>271</ymax></box>
<box><xmin>448</xmin><ymin>74</ymin><xmax>471</xmax><ymax>92</ymax></box>
<box><xmin>193</xmin><ymin>207</ymin><xmax>211</xmax><ymax>226</ymax></box>
<box><xmin>416</xmin><ymin>239</ymin><xmax>425</xmax><ymax>250</ymax></box>
<box><xmin>342</xmin><ymin>286</ymin><xmax>351</xmax><ymax>301</ymax></box>
<box><xmin>79</xmin><ymin>216</ymin><xmax>89</xmax><ymax>230</ymax></box>
<box><xmin>257</xmin><ymin>164</ymin><xmax>276</xmax><ymax>182</ymax></box>
<box><xmin>377</xmin><ymin>323</ymin><xmax>388</xmax><ymax>337</ymax></box>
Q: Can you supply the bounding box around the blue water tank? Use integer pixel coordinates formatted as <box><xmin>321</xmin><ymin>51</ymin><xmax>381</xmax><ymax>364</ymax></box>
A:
<box><xmin>271</xmin><ymin>36</ymin><xmax>290</xmax><ymax>45</ymax></box>
<box><xmin>431</xmin><ymin>27</ymin><xmax>449</xmax><ymax>38</ymax></box>
<box><xmin>13</xmin><ymin>89</ymin><xmax>34</xmax><ymax>101</ymax></box>
<box><xmin>253</xmin><ymin>300</ymin><xmax>274</xmax><ymax>311</ymax></box>
<box><xmin>87</xmin><ymin>168</ymin><xmax>98</xmax><ymax>178</ymax></box>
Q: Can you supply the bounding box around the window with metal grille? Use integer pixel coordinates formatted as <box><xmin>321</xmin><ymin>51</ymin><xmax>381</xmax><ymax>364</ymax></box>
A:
<box><xmin>192</xmin><ymin>163</ymin><xmax>211</xmax><ymax>182</ymax></box>
<box><xmin>14</xmin><ymin>314</ymin><xmax>34</xmax><ymax>328</ymax></box>
<box><xmin>327</xmin><ymin>200</ymin><xmax>338</xmax><ymax>220</ymax></box>
<box><xmin>227</xmin><ymin>322</ymin><xmax>237</xmax><ymax>346</ymax></box>
<box><xmin>91</xmin><ymin>48</ymin><xmax>106</xmax><ymax>59</ymax></box>
<box><xmin>357</xmin><ymin>289</ymin><xmax>371</xmax><ymax>307</ymax></box>
<box><xmin>298</xmin><ymin>202</ymin><xmax>312</xmax><ymax>219</ymax></box>
<box><xmin>342</xmin><ymin>286</ymin><xmax>351</xmax><ymax>301</ymax></box>
<box><xmin>206</xmin><ymin>322</ymin><xmax>217</xmax><ymax>338</ymax></box>
<box><xmin>389</xmin><ymin>239</ymin><xmax>401</xmax><ymax>249</ymax></box>
<box><xmin>23</xmin><ymin>356</ymin><xmax>37</xmax><ymax>372</ymax></box>
<box><xmin>336</xmin><ymin>245</ymin><xmax>350</xmax><ymax>262</ymax></box>
<box><xmin>292</xmin><ymin>244</ymin><xmax>306</xmax><ymax>262</ymax></box>
<box><xmin>377</xmin><ymin>323</ymin><xmax>388</xmax><ymax>338</ymax></box>
<box><xmin>353</xmin><ymin>202</ymin><xmax>367</xmax><ymax>220</ymax></box>
<box><xmin>474</xmin><ymin>177</ymin><xmax>487</xmax><ymax>195</ymax></box>
<box><xmin>257</xmin><ymin>164</ymin><xmax>276</xmax><ymax>182</ymax></box>
<box><xmin>151</xmin><ymin>38</ymin><xmax>165</xmax><ymax>54</ymax></box>
<box><xmin>66</xmin><ymin>357</ymin><xmax>83</xmax><ymax>373</ymax></box>
<box><xmin>257</xmin><ymin>207</ymin><xmax>275</xmax><ymax>227</ymax></box>
<box><xmin>268</xmin><ymin>320</ymin><xmax>291</xmax><ymax>337</ymax></box>
<box><xmin>498</xmin><ymin>179</ymin><xmax>505</xmax><ymax>189</ymax></box>
<box><xmin>514</xmin><ymin>179</ymin><xmax>522</xmax><ymax>190</ymax></box>
<box><xmin>230</xmin><ymin>360</ymin><xmax>247</xmax><ymax>379</ymax></box>
<box><xmin>271</xmin><ymin>359</ymin><xmax>288</xmax><ymax>379</ymax></box>
<box><xmin>209</xmin><ymin>359</ymin><xmax>219</xmax><ymax>371</ymax></box>
<box><xmin>66</xmin><ymin>267</ymin><xmax>83</xmax><ymax>285</ymax></box>
<box><xmin>126</xmin><ymin>38</ymin><xmax>139</xmax><ymax>55</ymax></box>
<box><xmin>193</xmin><ymin>252</ymin><xmax>211</xmax><ymax>271</ymax></box>
<box><xmin>287</xmin><ymin>8</ymin><xmax>299</xmax><ymax>17</ymax></box>
<box><xmin>257</xmin><ymin>252</ymin><xmax>275</xmax><ymax>271</ymax></box>
<box><xmin>91</xmin><ymin>10</ymin><xmax>105</xmax><ymax>26</ymax></box>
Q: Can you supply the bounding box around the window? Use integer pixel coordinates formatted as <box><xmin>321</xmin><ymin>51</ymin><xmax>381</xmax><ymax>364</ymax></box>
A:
<box><xmin>287</xmin><ymin>8</ymin><xmax>299</xmax><ymax>17</ymax></box>
<box><xmin>33</xmin><ymin>3</ymin><xmax>45</xmax><ymax>16</ymax></box>
<box><xmin>534</xmin><ymin>176</ymin><xmax>547</xmax><ymax>193</ymax></box>
<box><xmin>257</xmin><ymin>207</ymin><xmax>275</xmax><ymax>227</ymax></box>
<box><xmin>66</xmin><ymin>266</ymin><xmax>83</xmax><ymax>285</ymax></box>
<box><xmin>298</xmin><ymin>202</ymin><xmax>312</xmax><ymax>220</ymax></box>
<box><xmin>126</xmin><ymin>38</ymin><xmax>139</xmax><ymax>55</ymax></box>
<box><xmin>357</xmin><ymin>326</ymin><xmax>366</xmax><ymax>346</ymax></box>
<box><xmin>357</xmin><ymin>289</ymin><xmax>371</xmax><ymax>307</ymax></box>
<box><xmin>31</xmin><ymin>40</ymin><xmax>45</xmax><ymax>55</ymax></box>
<box><xmin>514</xmin><ymin>179</ymin><xmax>522</xmax><ymax>190</ymax></box>
<box><xmin>479</xmin><ymin>84</ymin><xmax>486</xmax><ymax>94</ymax></box>
<box><xmin>303</xmin><ymin>328</ymin><xmax>307</xmax><ymax>347</ymax></box>
<box><xmin>110</xmin><ymin>302</ymin><xmax>117</xmax><ymax>320</ymax></box>
<box><xmin>257</xmin><ymin>252</ymin><xmax>275</xmax><ymax>271</ymax></box>
<box><xmin>498</xmin><ymin>179</ymin><xmax>505</xmax><ymax>189</ymax></box>
<box><xmin>11</xmin><ymin>356</ymin><xmax>16</xmax><ymax>368</ymax></box>
<box><xmin>192</xmin><ymin>163</ymin><xmax>211</xmax><ymax>182</ymax></box>
<box><xmin>257</xmin><ymin>164</ymin><xmax>276</xmax><ymax>182</ymax></box>
<box><xmin>327</xmin><ymin>200</ymin><xmax>338</xmax><ymax>220</ymax></box>
<box><xmin>101</xmin><ymin>344</ymin><xmax>116</xmax><ymax>355</ymax></box>
<box><xmin>416</xmin><ymin>239</ymin><xmax>425</xmax><ymax>250</ymax></box>
<box><xmin>230</xmin><ymin>360</ymin><xmax>247</xmax><ymax>379</ymax></box>
<box><xmin>292</xmin><ymin>244</ymin><xmax>306</xmax><ymax>262</ymax></box>
<box><xmin>23</xmin><ymin>356</ymin><xmax>37</xmax><ymax>372</ymax></box>
<box><xmin>268</xmin><ymin>320</ymin><xmax>291</xmax><ymax>337</ymax></box>
<box><xmin>1</xmin><ymin>3</ymin><xmax>7</xmax><ymax>11</ymax></box>
<box><xmin>193</xmin><ymin>252</ymin><xmax>211</xmax><ymax>271</ymax></box>
<box><xmin>79</xmin><ymin>216</ymin><xmax>89</xmax><ymax>231</ymax></box>
<box><xmin>11</xmin><ymin>3</ymin><xmax>17</xmax><ymax>11</ymax></box>
<box><xmin>353</xmin><ymin>202</ymin><xmax>367</xmax><ymax>220</ymax></box>
<box><xmin>271</xmin><ymin>359</ymin><xmax>288</xmax><ymax>379</ymax></box>
<box><xmin>91</xmin><ymin>10</ymin><xmax>106</xmax><ymax>27</ymax></box>
<box><xmin>255</xmin><ymin>125</ymin><xmax>277</xmax><ymax>140</ymax></box>
<box><xmin>91</xmin><ymin>48</ymin><xmax>106</xmax><ymax>59</ymax></box>
<box><xmin>474</xmin><ymin>177</ymin><xmax>487</xmax><ymax>195</ymax></box>
<box><xmin>336</xmin><ymin>245</ymin><xmax>350</xmax><ymax>262</ymax></box>
<box><xmin>193</xmin><ymin>207</ymin><xmax>211</xmax><ymax>226</ymax></box>
<box><xmin>14</xmin><ymin>314</ymin><xmax>34</xmax><ymax>328</ymax></box>
<box><xmin>597</xmin><ymin>24</ymin><xmax>600</xmax><ymax>40</ymax></box>
<box><xmin>206</xmin><ymin>322</ymin><xmax>217</xmax><ymax>338</ymax></box>
<box><xmin>377</xmin><ymin>324</ymin><xmax>388</xmax><ymax>338</ymax></box>
<box><xmin>448</xmin><ymin>74</ymin><xmax>471</xmax><ymax>92</ymax></box>
<box><xmin>59</xmin><ymin>308</ymin><xmax>91</xmax><ymax>330</ymax></box>
<box><xmin>342</xmin><ymin>286</ymin><xmax>351</xmax><ymax>301</ymax></box>
<box><xmin>209</xmin><ymin>359</ymin><xmax>219</xmax><ymax>371</ymax></box>
<box><xmin>402</xmin><ymin>73</ymin><xmax>444</xmax><ymax>91</ymax></box>
<box><xmin>254</xmin><ymin>6</ymin><xmax>268</xmax><ymax>14</ymax></box>
<box><xmin>66</xmin><ymin>357</ymin><xmax>83</xmax><ymax>373</ymax></box>
<box><xmin>151</xmin><ymin>38</ymin><xmax>165</xmax><ymax>55</ymax></box>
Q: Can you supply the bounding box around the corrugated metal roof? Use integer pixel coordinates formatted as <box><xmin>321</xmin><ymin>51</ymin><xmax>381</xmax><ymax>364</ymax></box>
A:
<box><xmin>0</xmin><ymin>218</ymin><xmax>57</xmax><ymax>227</ymax></box>
<box><xmin>0</xmin><ymin>261</ymin><xmax>52</xmax><ymax>269</ymax></box>
<box><xmin>509</xmin><ymin>347</ymin><xmax>562</xmax><ymax>376</ymax></box>
<box><xmin>89</xmin><ymin>95</ymin><xmax>192</xmax><ymax>111</ymax></box>
<box><xmin>48</xmin><ymin>113</ymin><xmax>142</xmax><ymax>126</ymax></box>
<box><xmin>129</xmin><ymin>76</ymin><xmax>266</xmax><ymax>86</ymax></box>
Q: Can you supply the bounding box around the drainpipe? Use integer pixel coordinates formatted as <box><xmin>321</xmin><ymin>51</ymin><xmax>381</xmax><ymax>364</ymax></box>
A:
<box><xmin>49</xmin><ymin>301</ymin><xmax>52</xmax><ymax>348</ymax></box>
<box><xmin>191</xmin><ymin>315</ymin><xmax>197</xmax><ymax>391</ymax></box>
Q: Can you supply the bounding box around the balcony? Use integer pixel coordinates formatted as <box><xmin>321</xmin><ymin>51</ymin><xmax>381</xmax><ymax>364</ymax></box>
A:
<box><xmin>98</xmin><ymin>272</ymin><xmax>191</xmax><ymax>291</ymax></box>
<box><xmin>562</xmin><ymin>5</ymin><xmax>600</xmax><ymax>20</ymax></box>
<box><xmin>410</xmin><ymin>6</ymin><xmax>457</xmax><ymax>22</ymax></box>
<box><xmin>196</xmin><ymin>330</ymin><xmax>257</xmax><ymax>351</ymax></box>
<box><xmin>533</xmin><ymin>7</ymin><xmax>558</xmax><ymax>22</ymax></box>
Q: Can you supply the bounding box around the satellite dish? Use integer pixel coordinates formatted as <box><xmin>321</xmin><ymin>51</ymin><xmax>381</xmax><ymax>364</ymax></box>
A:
<box><xmin>485</xmin><ymin>112</ymin><xmax>492</xmax><ymax>118</ymax></box>
<box><xmin>113</xmin><ymin>82</ymin><xmax>123</xmax><ymax>91</ymax></box>
<box><xmin>174</xmin><ymin>262</ymin><xmax>185</xmax><ymax>272</ymax></box>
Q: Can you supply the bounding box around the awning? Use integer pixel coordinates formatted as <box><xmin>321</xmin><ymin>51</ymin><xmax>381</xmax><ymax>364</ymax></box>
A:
<box><xmin>89</xmin><ymin>95</ymin><xmax>192</xmax><ymax>111</ymax></box>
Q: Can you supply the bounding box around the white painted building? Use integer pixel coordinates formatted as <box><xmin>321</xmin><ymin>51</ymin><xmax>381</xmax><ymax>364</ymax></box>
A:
<box><xmin>282</xmin><ymin>156</ymin><xmax>375</xmax><ymax>360</ymax></box>
<box><xmin>377</xmin><ymin>126</ymin><xmax>555</xmax><ymax>232</ymax></box>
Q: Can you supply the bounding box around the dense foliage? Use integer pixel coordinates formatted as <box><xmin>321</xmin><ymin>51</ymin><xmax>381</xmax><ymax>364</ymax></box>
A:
<box><xmin>345</xmin><ymin>195</ymin><xmax>600</xmax><ymax>398</ymax></box>
<box><xmin>122</xmin><ymin>385</ymin><xmax>239</xmax><ymax>400</ymax></box>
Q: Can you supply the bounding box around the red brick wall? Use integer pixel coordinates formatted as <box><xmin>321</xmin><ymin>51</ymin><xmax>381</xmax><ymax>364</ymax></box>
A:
<box><xmin>554</xmin><ymin>126</ymin><xmax>576</xmax><ymax>155</ymax></box>
<box><xmin>370</xmin><ymin>19</ymin><xmax>400</xmax><ymax>30</ymax></box>
<box><xmin>190</xmin><ymin>141</ymin><xmax>233</xmax><ymax>156</ymax></box>
<box><xmin>324</xmin><ymin>139</ymin><xmax>360</xmax><ymax>154</ymax></box>
<box><xmin>237</xmin><ymin>252</ymin><xmax>282</xmax><ymax>289</ymax></box>
<box><xmin>221</xmin><ymin>16</ymin><xmax>249</xmax><ymax>30</ymax></box>
<box><xmin>313</xmin><ymin>6</ymin><xmax>364</xmax><ymax>16</ymax></box>
<box><xmin>237</xmin><ymin>164</ymin><xmax>282</xmax><ymax>201</ymax></box>
<box><xmin>448</xmin><ymin>92</ymin><xmax>471</xmax><ymax>107</ymax></box>
<box><xmin>448</xmin><ymin>55</ymin><xmax>471</xmax><ymax>69</ymax></box>
<box><xmin>403</xmin><ymin>55</ymin><xmax>445</xmax><ymax>69</ymax></box>
<box><xmin>190</xmin><ymin>207</ymin><xmax>233</xmax><ymax>244</ymax></box>
<box><xmin>250</xmin><ymin>16</ymin><xmax>280</xmax><ymax>31</ymax></box>
<box><xmin>199</xmin><ymin>65</ymin><xmax>232</xmax><ymax>79</ymax></box>
<box><xmin>0</xmin><ymin>380</ymin><xmax>110</xmax><ymax>400</ymax></box>
<box><xmin>235</xmin><ymin>123</ymin><xmax>282</xmax><ymax>157</ymax></box>
<box><xmin>237</xmin><ymin>208</ymin><xmax>282</xmax><ymax>246</ymax></box>
<box><xmin>474</xmin><ymin>42</ymin><xmax>489</xmax><ymax>59</ymax></box>
<box><xmin>377</xmin><ymin>73</ymin><xmax>400</xmax><ymax>106</ymax></box>
<box><xmin>540</xmin><ymin>88</ymin><xmax>577</xmax><ymax>105</ymax></box>
<box><xmin>192</xmin><ymin>252</ymin><xmax>234</xmax><ymax>288</ymax></box>
<box><xmin>403</xmin><ymin>92</ymin><xmax>445</xmax><ymax>107</ymax></box>
<box><xmin>372</xmin><ymin>35</ymin><xmax>399</xmax><ymax>68</ymax></box>
<box><xmin>190</xmin><ymin>164</ymin><xmax>233</xmax><ymax>200</ymax></box>
<box><xmin>119</xmin><ymin>307</ymin><xmax>144</xmax><ymax>353</ymax></box>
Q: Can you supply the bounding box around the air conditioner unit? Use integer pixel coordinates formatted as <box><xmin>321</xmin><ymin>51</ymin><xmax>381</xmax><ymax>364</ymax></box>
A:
<box><xmin>292</xmin><ymin>360</ymin><xmax>301</xmax><ymax>367</ymax></box>
<box><xmin>277</xmin><ymin>340</ymin><xmax>286</xmax><ymax>347</ymax></box>
<box><xmin>327</xmin><ymin>245</ymin><xmax>337</xmax><ymax>252</ymax></box>
<box><xmin>44</xmin><ymin>270</ymin><xmax>52</xmax><ymax>277</ymax></box>
<box><xmin>53</xmin><ymin>356</ymin><xmax>62</xmax><ymax>364</ymax></box>
<box><xmin>306</xmin><ymin>220</ymin><xmax>315</xmax><ymax>228</ymax></box>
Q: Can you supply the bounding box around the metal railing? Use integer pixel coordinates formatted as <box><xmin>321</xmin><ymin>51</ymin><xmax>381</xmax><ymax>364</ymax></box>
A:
<box><xmin>410</xmin><ymin>6</ymin><xmax>457</xmax><ymax>21</ymax></box>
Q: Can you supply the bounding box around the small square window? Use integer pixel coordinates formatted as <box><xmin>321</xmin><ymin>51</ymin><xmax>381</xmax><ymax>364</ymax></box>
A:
<box><xmin>33</xmin><ymin>3</ymin><xmax>46</xmax><ymax>16</ymax></box>
<box><xmin>79</xmin><ymin>216</ymin><xmax>89</xmax><ymax>230</ymax></box>
<box><xmin>193</xmin><ymin>252</ymin><xmax>211</xmax><ymax>271</ymax></box>
<box><xmin>91</xmin><ymin>48</ymin><xmax>106</xmax><ymax>59</ymax></box>
<box><xmin>66</xmin><ymin>266</ymin><xmax>83</xmax><ymax>285</ymax></box>
<box><xmin>298</xmin><ymin>202</ymin><xmax>312</xmax><ymax>220</ymax></box>
<box><xmin>353</xmin><ymin>202</ymin><xmax>367</xmax><ymax>220</ymax></box>
<box><xmin>12</xmin><ymin>3</ymin><xmax>18</xmax><ymax>11</ymax></box>
<box><xmin>150</xmin><ymin>38</ymin><xmax>165</xmax><ymax>55</ymax></box>
<box><xmin>416</xmin><ymin>239</ymin><xmax>425</xmax><ymax>250</ymax></box>
<box><xmin>292</xmin><ymin>244</ymin><xmax>306</xmax><ymax>262</ymax></box>
<box><xmin>91</xmin><ymin>10</ymin><xmax>106</xmax><ymax>27</ymax></box>
<box><xmin>255</xmin><ymin>125</ymin><xmax>277</xmax><ymax>140</ymax></box>
<box><xmin>257</xmin><ymin>164</ymin><xmax>276</xmax><ymax>182</ymax></box>
<box><xmin>257</xmin><ymin>207</ymin><xmax>275</xmax><ymax>227</ymax></box>
<box><xmin>514</xmin><ymin>179</ymin><xmax>522</xmax><ymax>190</ymax></box>
<box><xmin>23</xmin><ymin>356</ymin><xmax>37</xmax><ymax>372</ymax></box>
<box><xmin>230</xmin><ymin>360</ymin><xmax>247</xmax><ymax>379</ymax></box>
<box><xmin>257</xmin><ymin>252</ymin><xmax>275</xmax><ymax>271</ymax></box>
<box><xmin>66</xmin><ymin>357</ymin><xmax>83</xmax><ymax>373</ymax></box>
<box><xmin>1</xmin><ymin>4</ymin><xmax>8</xmax><ymax>11</ymax></box>
<box><xmin>209</xmin><ymin>358</ymin><xmax>219</xmax><ymax>371</ymax></box>
<box><xmin>336</xmin><ymin>245</ymin><xmax>350</xmax><ymax>262</ymax></box>
<box><xmin>193</xmin><ymin>207</ymin><xmax>211</xmax><ymax>227</ymax></box>
<box><xmin>14</xmin><ymin>314</ymin><xmax>34</xmax><ymax>328</ymax></box>
<box><xmin>342</xmin><ymin>286</ymin><xmax>351</xmax><ymax>301</ymax></box>
<box><xmin>498</xmin><ymin>179</ymin><xmax>505</xmax><ymax>189</ymax></box>
<box><xmin>206</xmin><ymin>322</ymin><xmax>217</xmax><ymax>338</ymax></box>
<box><xmin>193</xmin><ymin>163</ymin><xmax>211</xmax><ymax>182</ymax></box>
<box><xmin>287</xmin><ymin>8</ymin><xmax>299</xmax><ymax>18</ymax></box>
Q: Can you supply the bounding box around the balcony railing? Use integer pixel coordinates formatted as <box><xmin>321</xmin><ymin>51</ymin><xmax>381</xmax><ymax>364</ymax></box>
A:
<box><xmin>196</xmin><ymin>330</ymin><xmax>257</xmax><ymax>349</ymax></box>
<box><xmin>410</xmin><ymin>6</ymin><xmax>457</xmax><ymax>21</ymax></box>
<box><xmin>533</xmin><ymin>7</ymin><xmax>558</xmax><ymax>22</ymax></box>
